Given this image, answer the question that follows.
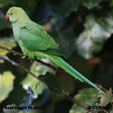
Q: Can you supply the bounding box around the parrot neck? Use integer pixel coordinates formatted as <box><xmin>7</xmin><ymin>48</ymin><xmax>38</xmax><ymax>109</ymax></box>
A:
<box><xmin>20</xmin><ymin>11</ymin><xmax>30</xmax><ymax>23</ymax></box>
<box><xmin>13</xmin><ymin>10</ymin><xmax>31</xmax><ymax>25</ymax></box>
<box><xmin>12</xmin><ymin>12</ymin><xmax>31</xmax><ymax>41</ymax></box>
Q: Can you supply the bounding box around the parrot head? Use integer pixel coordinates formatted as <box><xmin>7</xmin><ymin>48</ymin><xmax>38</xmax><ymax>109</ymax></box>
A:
<box><xmin>6</xmin><ymin>7</ymin><xmax>29</xmax><ymax>23</ymax></box>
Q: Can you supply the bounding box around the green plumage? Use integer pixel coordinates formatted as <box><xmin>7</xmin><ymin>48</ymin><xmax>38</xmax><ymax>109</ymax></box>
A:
<box><xmin>49</xmin><ymin>56</ymin><xmax>103</xmax><ymax>93</ymax></box>
<box><xmin>20</xmin><ymin>23</ymin><xmax>59</xmax><ymax>51</ymax></box>
<box><xmin>6</xmin><ymin>7</ymin><xmax>104</xmax><ymax>94</ymax></box>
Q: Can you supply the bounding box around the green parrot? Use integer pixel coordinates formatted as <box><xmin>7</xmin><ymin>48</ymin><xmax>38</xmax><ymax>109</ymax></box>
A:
<box><xmin>6</xmin><ymin>7</ymin><xmax>104</xmax><ymax>94</ymax></box>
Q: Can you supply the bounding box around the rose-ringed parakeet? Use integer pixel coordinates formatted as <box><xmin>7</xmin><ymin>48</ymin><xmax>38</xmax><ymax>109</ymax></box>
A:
<box><xmin>5</xmin><ymin>7</ymin><xmax>104</xmax><ymax>94</ymax></box>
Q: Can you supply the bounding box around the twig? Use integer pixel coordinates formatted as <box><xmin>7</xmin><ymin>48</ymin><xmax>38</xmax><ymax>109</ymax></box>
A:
<box><xmin>0</xmin><ymin>45</ymin><xmax>107</xmax><ymax>93</ymax></box>
<box><xmin>0</xmin><ymin>45</ymin><xmax>24</xmax><ymax>56</ymax></box>
<box><xmin>0</xmin><ymin>45</ymin><xmax>107</xmax><ymax>94</ymax></box>
<box><xmin>64</xmin><ymin>95</ymin><xmax>93</xmax><ymax>112</ymax></box>
<box><xmin>0</xmin><ymin>54</ymin><xmax>38</xmax><ymax>79</ymax></box>
<box><xmin>0</xmin><ymin>45</ymin><xmax>72</xmax><ymax>78</ymax></box>
<box><xmin>0</xmin><ymin>53</ymin><xmax>91</xmax><ymax>112</ymax></box>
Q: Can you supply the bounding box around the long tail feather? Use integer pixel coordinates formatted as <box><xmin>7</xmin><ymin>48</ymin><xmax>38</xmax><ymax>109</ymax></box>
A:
<box><xmin>48</xmin><ymin>55</ymin><xmax>104</xmax><ymax>94</ymax></box>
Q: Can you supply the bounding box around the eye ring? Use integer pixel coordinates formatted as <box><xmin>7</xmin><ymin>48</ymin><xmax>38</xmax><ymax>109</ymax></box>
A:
<box><xmin>10</xmin><ymin>13</ymin><xmax>13</xmax><ymax>15</ymax></box>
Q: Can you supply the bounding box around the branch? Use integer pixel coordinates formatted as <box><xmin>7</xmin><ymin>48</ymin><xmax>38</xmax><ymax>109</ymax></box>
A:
<box><xmin>0</xmin><ymin>45</ymin><xmax>107</xmax><ymax>92</ymax></box>
<box><xmin>0</xmin><ymin>45</ymin><xmax>107</xmax><ymax>93</ymax></box>
<box><xmin>0</xmin><ymin>45</ymin><xmax>72</xmax><ymax>78</ymax></box>
<box><xmin>0</xmin><ymin>54</ymin><xmax>38</xmax><ymax>79</ymax></box>
<box><xmin>0</xmin><ymin>53</ymin><xmax>92</xmax><ymax>112</ymax></box>
<box><xmin>0</xmin><ymin>45</ymin><xmax>107</xmax><ymax>90</ymax></box>
<box><xmin>64</xmin><ymin>95</ymin><xmax>93</xmax><ymax>112</ymax></box>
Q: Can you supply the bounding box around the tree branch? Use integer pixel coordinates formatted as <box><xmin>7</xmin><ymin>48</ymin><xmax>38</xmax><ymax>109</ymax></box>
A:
<box><xmin>0</xmin><ymin>45</ymin><xmax>107</xmax><ymax>93</ymax></box>
<box><xmin>0</xmin><ymin>45</ymin><xmax>107</xmax><ymax>92</ymax></box>
<box><xmin>0</xmin><ymin>54</ymin><xmax>38</xmax><ymax>79</ymax></box>
<box><xmin>0</xmin><ymin>45</ymin><xmax>106</xmax><ymax>91</ymax></box>
<box><xmin>64</xmin><ymin>95</ymin><xmax>93</xmax><ymax>112</ymax></box>
<box><xmin>0</xmin><ymin>53</ymin><xmax>93</xmax><ymax>112</ymax></box>
<box><xmin>0</xmin><ymin>45</ymin><xmax>72</xmax><ymax>78</ymax></box>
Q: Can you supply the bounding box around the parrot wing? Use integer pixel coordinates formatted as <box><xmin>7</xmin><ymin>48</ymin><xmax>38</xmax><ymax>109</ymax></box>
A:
<box><xmin>19</xmin><ymin>22</ymin><xmax>67</xmax><ymax>57</ymax></box>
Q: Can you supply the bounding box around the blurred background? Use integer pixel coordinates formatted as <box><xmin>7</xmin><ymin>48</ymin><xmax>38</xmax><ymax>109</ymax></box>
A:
<box><xmin>0</xmin><ymin>0</ymin><xmax>113</xmax><ymax>113</ymax></box>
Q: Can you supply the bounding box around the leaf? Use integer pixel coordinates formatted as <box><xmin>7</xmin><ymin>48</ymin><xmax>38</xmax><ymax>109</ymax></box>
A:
<box><xmin>0</xmin><ymin>71</ymin><xmax>15</xmax><ymax>103</ymax></box>
<box><xmin>51</xmin><ymin>28</ymin><xmax>77</xmax><ymax>56</ymax></box>
<box><xmin>19</xmin><ymin>88</ymin><xmax>35</xmax><ymax>112</ymax></box>
<box><xmin>58</xmin><ymin>29</ymin><xmax>77</xmax><ymax>55</ymax></box>
<box><xmin>23</xmin><ymin>87</ymin><xmax>35</xmax><ymax>104</ymax></box>
<box><xmin>21</xmin><ymin>59</ymin><xmax>55</xmax><ymax>98</ymax></box>
<box><xmin>76</xmin><ymin>13</ymin><xmax>113</xmax><ymax>59</ymax></box>
<box><xmin>110</xmin><ymin>0</ymin><xmax>113</xmax><ymax>7</ymax></box>
<box><xmin>0</xmin><ymin>0</ymin><xmax>14</xmax><ymax>6</ymax></box>
<box><xmin>69</xmin><ymin>88</ymin><xmax>99</xmax><ymax>113</ymax></box>
<box><xmin>0</xmin><ymin>11</ymin><xmax>10</xmax><ymax>30</ymax></box>
<box><xmin>0</xmin><ymin>18</ymin><xmax>10</xmax><ymax>31</ymax></box>
<box><xmin>80</xmin><ymin>0</ymin><xmax>102</xmax><ymax>9</ymax></box>
<box><xmin>76</xmin><ymin>32</ymin><xmax>104</xmax><ymax>59</ymax></box>
<box><xmin>0</xmin><ymin>58</ymin><xmax>4</xmax><ymax>63</ymax></box>
<box><xmin>38</xmin><ymin>72</ymin><xmax>69</xmax><ymax>95</ymax></box>
<box><xmin>47</xmin><ymin>0</ymin><xmax>79</xmax><ymax>16</ymax></box>
<box><xmin>36</xmin><ymin>89</ymin><xmax>49</xmax><ymax>106</ymax></box>
<box><xmin>99</xmin><ymin>88</ymin><xmax>112</xmax><ymax>107</ymax></box>
<box><xmin>110</xmin><ymin>109</ymin><xmax>113</xmax><ymax>113</ymax></box>
<box><xmin>0</xmin><ymin>38</ymin><xmax>16</xmax><ymax>55</ymax></box>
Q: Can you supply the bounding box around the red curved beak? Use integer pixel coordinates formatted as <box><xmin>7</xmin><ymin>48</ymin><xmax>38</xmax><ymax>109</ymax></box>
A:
<box><xmin>5</xmin><ymin>15</ymin><xmax>9</xmax><ymax>21</ymax></box>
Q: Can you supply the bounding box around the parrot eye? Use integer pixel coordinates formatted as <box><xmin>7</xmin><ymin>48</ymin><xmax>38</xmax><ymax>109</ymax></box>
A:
<box><xmin>10</xmin><ymin>13</ymin><xmax>13</xmax><ymax>15</ymax></box>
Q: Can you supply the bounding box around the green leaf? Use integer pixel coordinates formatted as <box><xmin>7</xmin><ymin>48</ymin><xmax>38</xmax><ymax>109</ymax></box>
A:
<box><xmin>0</xmin><ymin>11</ymin><xmax>10</xmax><ymax>30</ymax></box>
<box><xmin>47</xmin><ymin>0</ymin><xmax>79</xmax><ymax>16</ymax></box>
<box><xmin>99</xmin><ymin>88</ymin><xmax>112</xmax><ymax>107</ymax></box>
<box><xmin>110</xmin><ymin>0</ymin><xmax>113</xmax><ymax>7</ymax></box>
<box><xmin>51</xmin><ymin>29</ymin><xmax>77</xmax><ymax>56</ymax></box>
<box><xmin>0</xmin><ymin>71</ymin><xmax>15</xmax><ymax>103</ymax></box>
<box><xmin>0</xmin><ymin>19</ymin><xmax>10</xmax><ymax>31</ymax></box>
<box><xmin>58</xmin><ymin>29</ymin><xmax>77</xmax><ymax>55</ymax></box>
<box><xmin>0</xmin><ymin>0</ymin><xmax>14</xmax><ymax>6</ymax></box>
<box><xmin>0</xmin><ymin>58</ymin><xmax>4</xmax><ymax>63</ymax></box>
<box><xmin>69</xmin><ymin>88</ymin><xmax>99</xmax><ymax>113</ymax></box>
<box><xmin>76</xmin><ymin>13</ymin><xmax>113</xmax><ymax>59</ymax></box>
<box><xmin>21</xmin><ymin>60</ymin><xmax>55</xmax><ymax>97</ymax></box>
<box><xmin>0</xmin><ymin>38</ymin><xmax>16</xmax><ymax>55</ymax></box>
<box><xmin>110</xmin><ymin>109</ymin><xmax>113</xmax><ymax>113</ymax></box>
<box><xmin>38</xmin><ymin>73</ymin><xmax>69</xmax><ymax>95</ymax></box>
<box><xmin>80</xmin><ymin>0</ymin><xmax>102</xmax><ymax>9</ymax></box>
